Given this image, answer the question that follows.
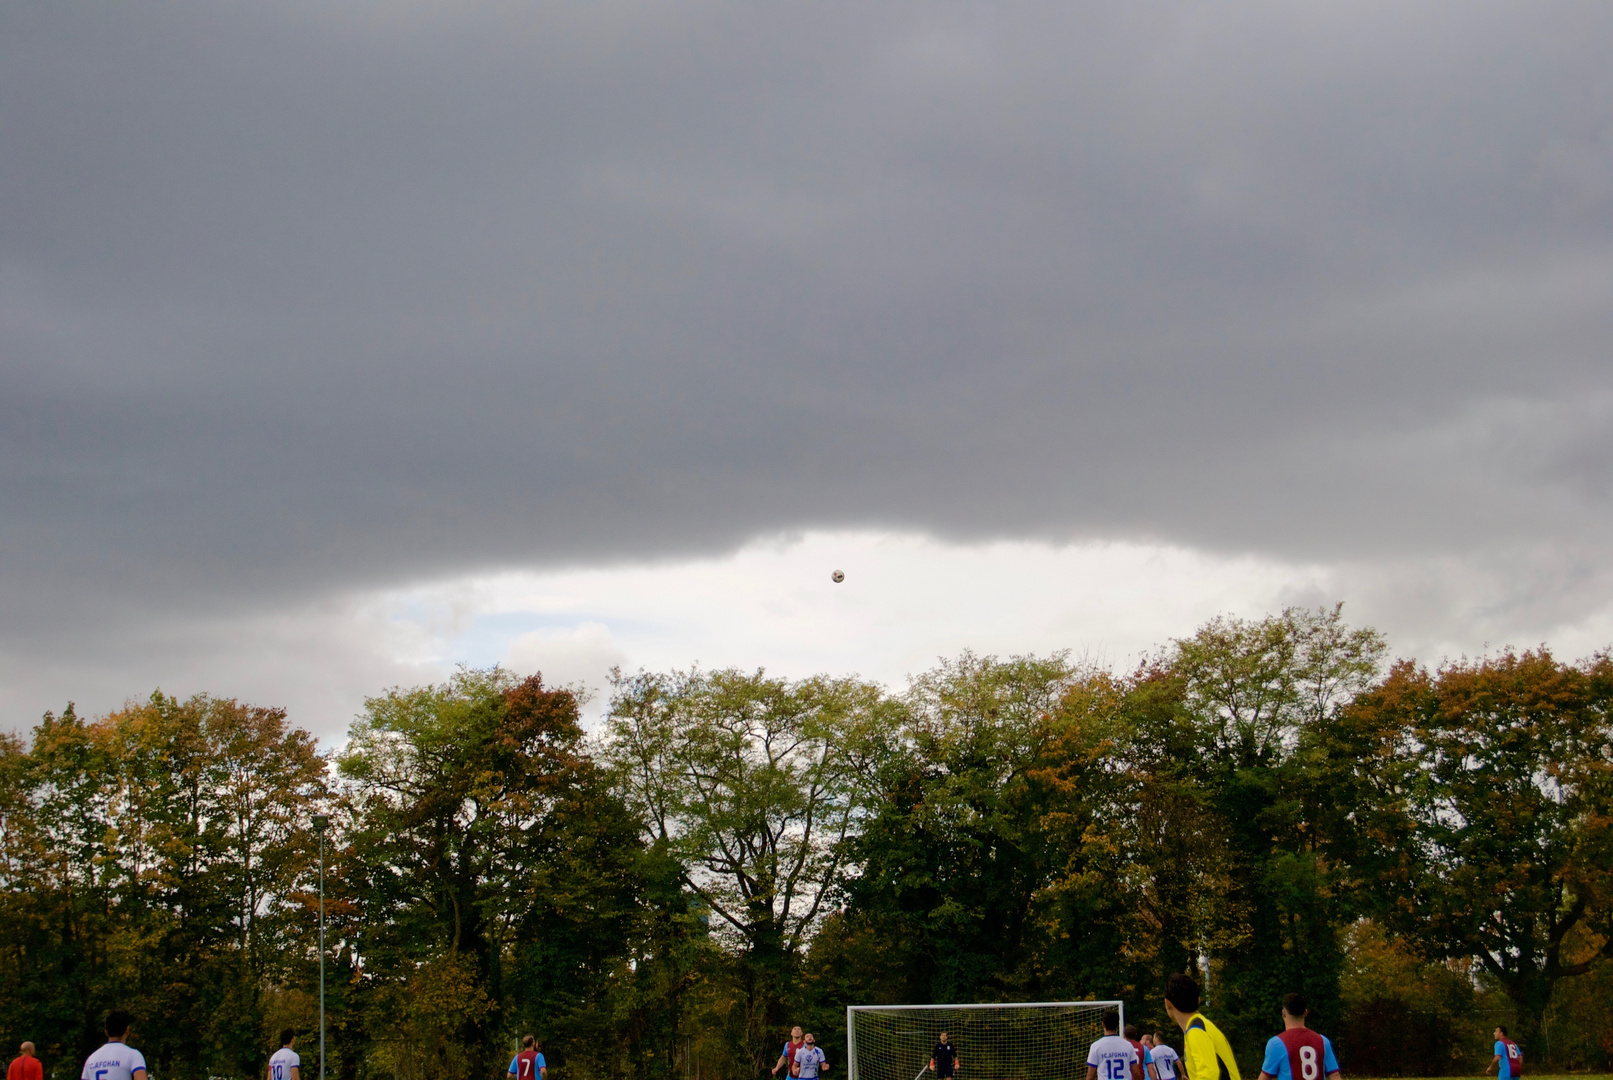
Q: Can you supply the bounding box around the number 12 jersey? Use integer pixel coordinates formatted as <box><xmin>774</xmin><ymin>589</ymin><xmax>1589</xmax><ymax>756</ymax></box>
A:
<box><xmin>1088</xmin><ymin>1035</ymin><xmax>1140</xmax><ymax>1080</ymax></box>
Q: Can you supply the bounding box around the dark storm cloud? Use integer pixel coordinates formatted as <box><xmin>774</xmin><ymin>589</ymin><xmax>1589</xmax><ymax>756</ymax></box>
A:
<box><xmin>4</xmin><ymin>1</ymin><xmax>1613</xmax><ymax>645</ymax></box>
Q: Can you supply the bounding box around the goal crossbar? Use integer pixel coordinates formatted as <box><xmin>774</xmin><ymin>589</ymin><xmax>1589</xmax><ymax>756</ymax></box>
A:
<box><xmin>847</xmin><ymin>1001</ymin><xmax>1124</xmax><ymax>1080</ymax></box>
<box><xmin>850</xmin><ymin>1001</ymin><xmax>1117</xmax><ymax>1011</ymax></box>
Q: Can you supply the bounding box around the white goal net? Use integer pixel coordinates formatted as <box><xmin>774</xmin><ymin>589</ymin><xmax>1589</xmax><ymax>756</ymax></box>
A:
<box><xmin>847</xmin><ymin>1002</ymin><xmax>1123</xmax><ymax>1080</ymax></box>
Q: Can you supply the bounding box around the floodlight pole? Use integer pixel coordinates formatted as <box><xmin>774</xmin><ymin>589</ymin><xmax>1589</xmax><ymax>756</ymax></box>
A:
<box><xmin>313</xmin><ymin>814</ymin><xmax>330</xmax><ymax>1080</ymax></box>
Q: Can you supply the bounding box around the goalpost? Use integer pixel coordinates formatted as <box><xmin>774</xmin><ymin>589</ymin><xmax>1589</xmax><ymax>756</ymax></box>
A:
<box><xmin>847</xmin><ymin>1002</ymin><xmax>1123</xmax><ymax>1080</ymax></box>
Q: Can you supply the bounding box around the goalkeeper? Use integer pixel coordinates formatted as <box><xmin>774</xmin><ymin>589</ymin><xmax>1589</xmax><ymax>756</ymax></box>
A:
<box><xmin>928</xmin><ymin>1033</ymin><xmax>959</xmax><ymax>1080</ymax></box>
<box><xmin>1163</xmin><ymin>974</ymin><xmax>1240</xmax><ymax>1080</ymax></box>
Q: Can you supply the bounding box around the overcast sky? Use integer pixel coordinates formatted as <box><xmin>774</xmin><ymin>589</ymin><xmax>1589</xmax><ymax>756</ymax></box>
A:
<box><xmin>4</xmin><ymin>1</ymin><xmax>1612</xmax><ymax>741</ymax></box>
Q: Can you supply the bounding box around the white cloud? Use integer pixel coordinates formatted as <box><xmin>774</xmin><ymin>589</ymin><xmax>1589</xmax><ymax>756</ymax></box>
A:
<box><xmin>8</xmin><ymin>530</ymin><xmax>1609</xmax><ymax>745</ymax></box>
<box><xmin>504</xmin><ymin>622</ymin><xmax>630</xmax><ymax>706</ymax></box>
<box><xmin>373</xmin><ymin>530</ymin><xmax>1334</xmax><ymax>724</ymax></box>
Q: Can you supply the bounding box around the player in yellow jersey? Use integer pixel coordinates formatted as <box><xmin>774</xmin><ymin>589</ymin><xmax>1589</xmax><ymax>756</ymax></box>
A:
<box><xmin>1162</xmin><ymin>973</ymin><xmax>1241</xmax><ymax>1080</ymax></box>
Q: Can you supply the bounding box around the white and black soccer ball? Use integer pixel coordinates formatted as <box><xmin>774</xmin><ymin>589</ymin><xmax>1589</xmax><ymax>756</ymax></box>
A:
<box><xmin>831</xmin><ymin>569</ymin><xmax>845</xmax><ymax>583</ymax></box>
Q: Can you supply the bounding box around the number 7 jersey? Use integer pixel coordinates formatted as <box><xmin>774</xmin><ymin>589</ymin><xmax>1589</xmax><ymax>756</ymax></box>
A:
<box><xmin>1261</xmin><ymin>1029</ymin><xmax>1337</xmax><ymax>1080</ymax></box>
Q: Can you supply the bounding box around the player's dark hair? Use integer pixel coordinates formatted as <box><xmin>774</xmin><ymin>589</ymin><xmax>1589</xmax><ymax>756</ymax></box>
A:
<box><xmin>1165</xmin><ymin>973</ymin><xmax>1201</xmax><ymax>1014</ymax></box>
<box><xmin>1497</xmin><ymin>1027</ymin><xmax>1508</xmax><ymax>1037</ymax></box>
<box><xmin>1102</xmin><ymin>1009</ymin><xmax>1120</xmax><ymax>1033</ymax></box>
<box><xmin>1283</xmin><ymin>994</ymin><xmax>1307</xmax><ymax>1018</ymax></box>
<box><xmin>105</xmin><ymin>1009</ymin><xmax>131</xmax><ymax>1038</ymax></box>
<box><xmin>522</xmin><ymin>1036</ymin><xmax>535</xmax><ymax>1049</ymax></box>
<box><xmin>1124</xmin><ymin>1025</ymin><xmax>1140</xmax><ymax>1040</ymax></box>
<box><xmin>281</xmin><ymin>1028</ymin><xmax>296</xmax><ymax>1047</ymax></box>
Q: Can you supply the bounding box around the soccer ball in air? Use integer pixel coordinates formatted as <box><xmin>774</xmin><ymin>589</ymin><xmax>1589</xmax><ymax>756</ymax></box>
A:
<box><xmin>831</xmin><ymin>570</ymin><xmax>845</xmax><ymax>583</ymax></box>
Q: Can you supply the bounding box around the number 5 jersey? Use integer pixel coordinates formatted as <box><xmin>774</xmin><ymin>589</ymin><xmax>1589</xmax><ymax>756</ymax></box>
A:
<box><xmin>80</xmin><ymin>1044</ymin><xmax>146</xmax><ymax>1080</ymax></box>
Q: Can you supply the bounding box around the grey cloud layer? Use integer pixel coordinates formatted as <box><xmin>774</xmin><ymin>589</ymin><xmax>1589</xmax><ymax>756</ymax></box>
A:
<box><xmin>4</xmin><ymin>1</ymin><xmax>1613</xmax><ymax>645</ymax></box>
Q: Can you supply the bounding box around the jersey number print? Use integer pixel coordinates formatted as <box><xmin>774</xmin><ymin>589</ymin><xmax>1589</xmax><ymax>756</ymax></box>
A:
<box><xmin>1105</xmin><ymin>1060</ymin><xmax>1129</xmax><ymax>1079</ymax></box>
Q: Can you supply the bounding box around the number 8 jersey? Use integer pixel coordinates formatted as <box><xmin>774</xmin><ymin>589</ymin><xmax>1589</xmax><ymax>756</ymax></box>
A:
<box><xmin>1261</xmin><ymin>1029</ymin><xmax>1338</xmax><ymax>1080</ymax></box>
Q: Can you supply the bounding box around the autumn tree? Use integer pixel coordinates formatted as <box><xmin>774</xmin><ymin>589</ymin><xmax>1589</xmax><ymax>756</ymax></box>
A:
<box><xmin>0</xmin><ymin>695</ymin><xmax>327</xmax><ymax>1080</ymax></box>
<box><xmin>340</xmin><ymin>668</ymin><xmax>652</xmax><ymax>1080</ymax></box>
<box><xmin>1352</xmin><ymin>649</ymin><xmax>1613</xmax><ymax>1053</ymax></box>
<box><xmin>6</xmin><ymin>616</ymin><xmax>1611</xmax><ymax>1078</ymax></box>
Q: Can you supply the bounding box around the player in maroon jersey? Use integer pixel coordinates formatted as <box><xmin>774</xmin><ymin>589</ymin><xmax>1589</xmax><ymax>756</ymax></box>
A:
<box><xmin>1123</xmin><ymin>1026</ymin><xmax>1152</xmax><ymax>1079</ymax></box>
<box><xmin>1488</xmin><ymin>1027</ymin><xmax>1523</xmax><ymax>1080</ymax></box>
<box><xmin>1257</xmin><ymin>995</ymin><xmax>1340</xmax><ymax>1080</ymax></box>
<box><xmin>507</xmin><ymin>1036</ymin><xmax>547</xmax><ymax>1080</ymax></box>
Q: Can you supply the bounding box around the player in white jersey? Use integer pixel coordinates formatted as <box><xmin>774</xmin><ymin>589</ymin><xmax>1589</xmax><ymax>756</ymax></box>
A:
<box><xmin>1148</xmin><ymin>1033</ymin><xmax>1181</xmax><ymax>1080</ymax></box>
<box><xmin>268</xmin><ymin>1029</ymin><xmax>301</xmax><ymax>1080</ymax></box>
<box><xmin>81</xmin><ymin>1010</ymin><xmax>147</xmax><ymax>1080</ymax></box>
<box><xmin>1088</xmin><ymin>1010</ymin><xmax>1143</xmax><ymax>1080</ymax></box>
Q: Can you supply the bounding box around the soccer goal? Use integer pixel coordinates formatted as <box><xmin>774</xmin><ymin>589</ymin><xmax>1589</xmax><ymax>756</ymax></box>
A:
<box><xmin>847</xmin><ymin>1002</ymin><xmax>1123</xmax><ymax>1080</ymax></box>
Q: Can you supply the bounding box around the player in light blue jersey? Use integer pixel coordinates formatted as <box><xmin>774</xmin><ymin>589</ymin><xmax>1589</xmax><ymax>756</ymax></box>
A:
<box><xmin>509</xmin><ymin>1035</ymin><xmax>547</xmax><ymax>1080</ymax></box>
<box><xmin>1124</xmin><ymin>1025</ymin><xmax>1152</xmax><ymax>1079</ymax></box>
<box><xmin>1257</xmin><ymin>995</ymin><xmax>1339</xmax><ymax>1080</ymax></box>
<box><xmin>1488</xmin><ymin>1027</ymin><xmax>1522</xmax><ymax>1080</ymax></box>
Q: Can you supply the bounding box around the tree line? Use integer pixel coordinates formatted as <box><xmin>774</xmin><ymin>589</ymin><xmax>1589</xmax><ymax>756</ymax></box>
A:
<box><xmin>1</xmin><ymin>606</ymin><xmax>1610</xmax><ymax>1080</ymax></box>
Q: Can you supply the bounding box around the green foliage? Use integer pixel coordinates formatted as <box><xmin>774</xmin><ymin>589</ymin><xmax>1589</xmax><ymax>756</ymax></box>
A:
<box><xmin>830</xmin><ymin>608</ymin><xmax>1394</xmax><ymax>1059</ymax></box>
<box><xmin>4</xmin><ymin>612</ymin><xmax>1611</xmax><ymax>1080</ymax></box>
<box><xmin>839</xmin><ymin>652</ymin><xmax>1081</xmax><ymax>1001</ymax></box>
<box><xmin>1146</xmin><ymin>606</ymin><xmax>1388</xmax><ymax>1057</ymax></box>
<box><xmin>338</xmin><ymin>668</ymin><xmax>663</xmax><ymax>1080</ymax></box>
<box><xmin>601</xmin><ymin>666</ymin><xmax>892</xmax><ymax>1071</ymax></box>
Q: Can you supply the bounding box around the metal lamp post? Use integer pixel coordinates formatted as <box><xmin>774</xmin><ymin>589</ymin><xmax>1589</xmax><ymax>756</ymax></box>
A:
<box><xmin>312</xmin><ymin>814</ymin><xmax>330</xmax><ymax>1080</ymax></box>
